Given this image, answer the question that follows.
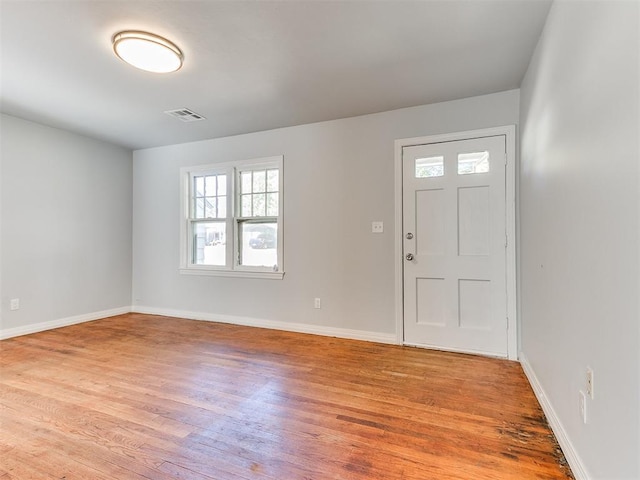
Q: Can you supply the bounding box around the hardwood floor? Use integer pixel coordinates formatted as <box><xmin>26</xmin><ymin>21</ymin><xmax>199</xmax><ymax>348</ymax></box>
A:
<box><xmin>1</xmin><ymin>313</ymin><xmax>573</xmax><ymax>479</ymax></box>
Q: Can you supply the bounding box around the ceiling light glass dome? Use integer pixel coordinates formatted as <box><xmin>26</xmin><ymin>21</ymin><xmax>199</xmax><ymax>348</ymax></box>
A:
<box><xmin>112</xmin><ymin>31</ymin><xmax>183</xmax><ymax>73</ymax></box>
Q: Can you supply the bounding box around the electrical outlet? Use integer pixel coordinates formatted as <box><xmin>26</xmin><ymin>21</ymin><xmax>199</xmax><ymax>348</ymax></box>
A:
<box><xmin>371</xmin><ymin>221</ymin><xmax>384</xmax><ymax>233</ymax></box>
<box><xmin>579</xmin><ymin>390</ymin><xmax>587</xmax><ymax>424</ymax></box>
<box><xmin>10</xmin><ymin>298</ymin><xmax>20</xmax><ymax>311</ymax></box>
<box><xmin>586</xmin><ymin>367</ymin><xmax>594</xmax><ymax>399</ymax></box>
<box><xmin>314</xmin><ymin>298</ymin><xmax>321</xmax><ymax>309</ymax></box>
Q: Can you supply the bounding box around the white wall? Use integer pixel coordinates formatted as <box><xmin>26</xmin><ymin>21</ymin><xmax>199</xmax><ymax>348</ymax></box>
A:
<box><xmin>519</xmin><ymin>1</ymin><xmax>639</xmax><ymax>478</ymax></box>
<box><xmin>0</xmin><ymin>114</ymin><xmax>133</xmax><ymax>336</ymax></box>
<box><xmin>133</xmin><ymin>90</ymin><xmax>519</xmax><ymax>338</ymax></box>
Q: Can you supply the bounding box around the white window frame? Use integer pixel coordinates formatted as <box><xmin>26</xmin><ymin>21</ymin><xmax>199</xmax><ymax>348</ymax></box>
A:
<box><xmin>180</xmin><ymin>156</ymin><xmax>284</xmax><ymax>279</ymax></box>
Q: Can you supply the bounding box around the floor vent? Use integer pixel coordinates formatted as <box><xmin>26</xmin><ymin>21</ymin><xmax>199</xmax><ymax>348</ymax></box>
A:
<box><xmin>164</xmin><ymin>108</ymin><xmax>206</xmax><ymax>122</ymax></box>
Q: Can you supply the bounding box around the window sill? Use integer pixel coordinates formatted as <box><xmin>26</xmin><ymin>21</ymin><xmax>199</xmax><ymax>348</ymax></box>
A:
<box><xmin>179</xmin><ymin>268</ymin><xmax>285</xmax><ymax>280</ymax></box>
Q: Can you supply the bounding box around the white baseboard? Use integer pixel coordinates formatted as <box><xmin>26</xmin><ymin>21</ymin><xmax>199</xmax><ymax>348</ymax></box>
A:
<box><xmin>0</xmin><ymin>306</ymin><xmax>131</xmax><ymax>340</ymax></box>
<box><xmin>520</xmin><ymin>353</ymin><xmax>590</xmax><ymax>480</ymax></box>
<box><xmin>132</xmin><ymin>305</ymin><xmax>398</xmax><ymax>345</ymax></box>
<box><xmin>1</xmin><ymin>304</ymin><xmax>398</xmax><ymax>346</ymax></box>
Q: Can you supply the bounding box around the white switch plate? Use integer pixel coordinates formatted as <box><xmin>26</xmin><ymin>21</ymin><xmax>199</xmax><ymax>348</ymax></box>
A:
<box><xmin>372</xmin><ymin>221</ymin><xmax>384</xmax><ymax>233</ymax></box>
<box><xmin>586</xmin><ymin>367</ymin><xmax>594</xmax><ymax>399</ymax></box>
<box><xmin>314</xmin><ymin>298</ymin><xmax>321</xmax><ymax>309</ymax></box>
<box><xmin>10</xmin><ymin>298</ymin><xmax>20</xmax><ymax>311</ymax></box>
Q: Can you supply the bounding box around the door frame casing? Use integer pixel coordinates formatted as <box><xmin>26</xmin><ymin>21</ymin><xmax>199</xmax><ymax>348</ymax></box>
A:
<box><xmin>394</xmin><ymin>126</ymin><xmax>518</xmax><ymax>360</ymax></box>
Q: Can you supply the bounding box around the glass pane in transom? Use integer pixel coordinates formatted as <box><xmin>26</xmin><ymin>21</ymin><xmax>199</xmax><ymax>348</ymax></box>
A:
<box><xmin>415</xmin><ymin>156</ymin><xmax>444</xmax><ymax>178</ymax></box>
<box><xmin>458</xmin><ymin>151</ymin><xmax>490</xmax><ymax>175</ymax></box>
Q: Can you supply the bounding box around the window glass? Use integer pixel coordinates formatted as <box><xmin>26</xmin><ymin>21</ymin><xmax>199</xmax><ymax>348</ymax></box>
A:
<box><xmin>267</xmin><ymin>169</ymin><xmax>279</xmax><ymax>192</ymax></box>
<box><xmin>240</xmin><ymin>223</ymin><xmax>278</xmax><ymax>268</ymax></box>
<box><xmin>458</xmin><ymin>151</ymin><xmax>490</xmax><ymax>175</ymax></box>
<box><xmin>194</xmin><ymin>174</ymin><xmax>226</xmax><ymax>218</ymax></box>
<box><xmin>205</xmin><ymin>198</ymin><xmax>216</xmax><ymax>219</ymax></box>
<box><xmin>217</xmin><ymin>175</ymin><xmax>227</xmax><ymax>196</ymax></box>
<box><xmin>253</xmin><ymin>194</ymin><xmax>266</xmax><ymax>217</ymax></box>
<box><xmin>241</xmin><ymin>194</ymin><xmax>252</xmax><ymax>217</ymax></box>
<box><xmin>416</xmin><ymin>156</ymin><xmax>444</xmax><ymax>178</ymax></box>
<box><xmin>195</xmin><ymin>197</ymin><xmax>205</xmax><ymax>219</ymax></box>
<box><xmin>195</xmin><ymin>176</ymin><xmax>205</xmax><ymax>196</ymax></box>
<box><xmin>205</xmin><ymin>176</ymin><xmax>217</xmax><ymax>196</ymax></box>
<box><xmin>239</xmin><ymin>168</ymin><xmax>279</xmax><ymax>218</ymax></box>
<box><xmin>218</xmin><ymin>196</ymin><xmax>227</xmax><ymax>218</ymax></box>
<box><xmin>253</xmin><ymin>170</ymin><xmax>266</xmax><ymax>192</ymax></box>
<box><xmin>266</xmin><ymin>193</ymin><xmax>278</xmax><ymax>217</ymax></box>
<box><xmin>192</xmin><ymin>222</ymin><xmax>226</xmax><ymax>266</ymax></box>
<box><xmin>241</xmin><ymin>171</ymin><xmax>252</xmax><ymax>194</ymax></box>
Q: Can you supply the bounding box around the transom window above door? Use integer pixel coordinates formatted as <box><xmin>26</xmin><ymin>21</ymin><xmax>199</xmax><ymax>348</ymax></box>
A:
<box><xmin>414</xmin><ymin>151</ymin><xmax>491</xmax><ymax>178</ymax></box>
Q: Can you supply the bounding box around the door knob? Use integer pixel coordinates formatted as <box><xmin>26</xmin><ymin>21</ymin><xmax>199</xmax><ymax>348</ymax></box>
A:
<box><xmin>406</xmin><ymin>253</ymin><xmax>414</xmax><ymax>261</ymax></box>
<box><xmin>406</xmin><ymin>232</ymin><xmax>413</xmax><ymax>239</ymax></box>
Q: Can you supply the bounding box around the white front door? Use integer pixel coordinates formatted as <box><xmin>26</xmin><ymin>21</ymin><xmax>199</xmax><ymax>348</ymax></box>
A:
<box><xmin>402</xmin><ymin>135</ymin><xmax>508</xmax><ymax>357</ymax></box>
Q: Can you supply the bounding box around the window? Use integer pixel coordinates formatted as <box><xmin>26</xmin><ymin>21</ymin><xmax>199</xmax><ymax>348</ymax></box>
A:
<box><xmin>180</xmin><ymin>156</ymin><xmax>284</xmax><ymax>279</ymax></box>
<box><xmin>415</xmin><ymin>156</ymin><xmax>444</xmax><ymax>178</ymax></box>
<box><xmin>458</xmin><ymin>151</ymin><xmax>490</xmax><ymax>175</ymax></box>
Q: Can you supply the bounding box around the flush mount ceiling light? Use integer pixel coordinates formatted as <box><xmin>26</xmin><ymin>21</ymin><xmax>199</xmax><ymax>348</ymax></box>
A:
<box><xmin>112</xmin><ymin>31</ymin><xmax>183</xmax><ymax>73</ymax></box>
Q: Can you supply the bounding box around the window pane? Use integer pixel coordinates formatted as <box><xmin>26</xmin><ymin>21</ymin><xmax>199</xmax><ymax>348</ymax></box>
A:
<box><xmin>241</xmin><ymin>194</ymin><xmax>252</xmax><ymax>217</ymax></box>
<box><xmin>266</xmin><ymin>193</ymin><xmax>278</xmax><ymax>217</ymax></box>
<box><xmin>253</xmin><ymin>170</ymin><xmax>266</xmax><ymax>193</ymax></box>
<box><xmin>195</xmin><ymin>176</ymin><xmax>205</xmax><ymax>196</ymax></box>
<box><xmin>193</xmin><ymin>222</ymin><xmax>226</xmax><ymax>266</ymax></box>
<box><xmin>241</xmin><ymin>171</ymin><xmax>252</xmax><ymax>194</ymax></box>
<box><xmin>205</xmin><ymin>176</ymin><xmax>217</xmax><ymax>196</ymax></box>
<box><xmin>218</xmin><ymin>196</ymin><xmax>227</xmax><ymax>218</ymax></box>
<box><xmin>205</xmin><ymin>197</ymin><xmax>216</xmax><ymax>218</ymax></box>
<box><xmin>195</xmin><ymin>197</ymin><xmax>205</xmax><ymax>218</ymax></box>
<box><xmin>217</xmin><ymin>174</ymin><xmax>227</xmax><ymax>196</ymax></box>
<box><xmin>415</xmin><ymin>156</ymin><xmax>444</xmax><ymax>178</ymax></box>
<box><xmin>253</xmin><ymin>193</ymin><xmax>266</xmax><ymax>217</ymax></box>
<box><xmin>267</xmin><ymin>169</ymin><xmax>279</xmax><ymax>192</ymax></box>
<box><xmin>458</xmin><ymin>151</ymin><xmax>490</xmax><ymax>175</ymax></box>
<box><xmin>240</xmin><ymin>222</ymin><xmax>278</xmax><ymax>268</ymax></box>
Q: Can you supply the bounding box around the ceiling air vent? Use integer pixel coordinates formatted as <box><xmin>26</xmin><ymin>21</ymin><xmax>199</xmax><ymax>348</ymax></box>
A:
<box><xmin>164</xmin><ymin>108</ymin><xmax>206</xmax><ymax>122</ymax></box>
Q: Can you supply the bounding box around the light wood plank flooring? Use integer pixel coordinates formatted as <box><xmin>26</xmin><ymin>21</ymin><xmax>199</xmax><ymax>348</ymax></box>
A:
<box><xmin>1</xmin><ymin>313</ymin><xmax>573</xmax><ymax>479</ymax></box>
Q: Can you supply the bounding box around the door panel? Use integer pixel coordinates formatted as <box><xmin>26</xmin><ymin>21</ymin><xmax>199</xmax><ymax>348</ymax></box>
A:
<box><xmin>416</xmin><ymin>189</ymin><xmax>445</xmax><ymax>255</ymax></box>
<box><xmin>458</xmin><ymin>186</ymin><xmax>490</xmax><ymax>256</ymax></box>
<box><xmin>402</xmin><ymin>135</ymin><xmax>507</xmax><ymax>356</ymax></box>
<box><xmin>416</xmin><ymin>278</ymin><xmax>446</xmax><ymax>326</ymax></box>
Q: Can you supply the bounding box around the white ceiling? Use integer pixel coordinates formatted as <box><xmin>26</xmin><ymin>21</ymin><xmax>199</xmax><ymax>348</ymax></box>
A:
<box><xmin>0</xmin><ymin>0</ymin><xmax>552</xmax><ymax>150</ymax></box>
